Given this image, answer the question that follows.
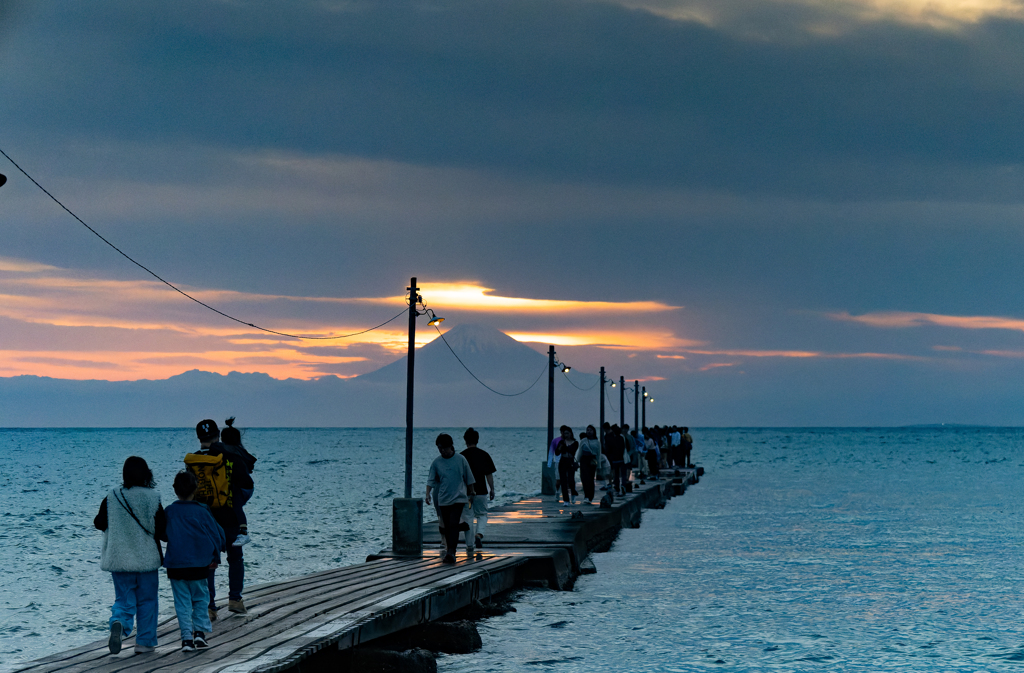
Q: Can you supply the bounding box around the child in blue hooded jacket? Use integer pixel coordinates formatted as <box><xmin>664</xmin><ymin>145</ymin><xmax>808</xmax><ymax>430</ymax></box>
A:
<box><xmin>162</xmin><ymin>471</ymin><xmax>225</xmax><ymax>652</ymax></box>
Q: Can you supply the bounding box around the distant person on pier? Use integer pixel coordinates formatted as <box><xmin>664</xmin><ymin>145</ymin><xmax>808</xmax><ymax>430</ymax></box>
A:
<box><xmin>553</xmin><ymin>425</ymin><xmax>579</xmax><ymax>505</ymax></box>
<box><xmin>426</xmin><ymin>433</ymin><xmax>476</xmax><ymax>564</ymax></box>
<box><xmin>575</xmin><ymin>425</ymin><xmax>602</xmax><ymax>504</ymax></box>
<box><xmin>605</xmin><ymin>424</ymin><xmax>628</xmax><ymax>496</ymax></box>
<box><xmin>643</xmin><ymin>427</ymin><xmax>660</xmax><ymax>479</ymax></box>
<box><xmin>161</xmin><ymin>470</ymin><xmax>224</xmax><ymax>652</ymax></box>
<box><xmin>631</xmin><ymin>428</ymin><xmax>647</xmax><ymax>479</ymax></box>
<box><xmin>622</xmin><ymin>423</ymin><xmax>637</xmax><ymax>484</ymax></box>
<box><xmin>94</xmin><ymin>456</ymin><xmax>165</xmax><ymax>655</ymax></box>
<box><xmin>219</xmin><ymin>417</ymin><xmax>257</xmax><ymax>547</ymax></box>
<box><xmin>187</xmin><ymin>419</ymin><xmax>254</xmax><ymax>620</ymax></box>
<box><xmin>680</xmin><ymin>427</ymin><xmax>693</xmax><ymax>468</ymax></box>
<box><xmin>669</xmin><ymin>426</ymin><xmax>682</xmax><ymax>467</ymax></box>
<box><xmin>460</xmin><ymin>428</ymin><xmax>496</xmax><ymax>553</ymax></box>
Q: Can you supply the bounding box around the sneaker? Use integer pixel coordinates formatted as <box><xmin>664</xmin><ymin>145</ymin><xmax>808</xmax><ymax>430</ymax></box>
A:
<box><xmin>465</xmin><ymin>546</ymin><xmax>475</xmax><ymax>555</ymax></box>
<box><xmin>193</xmin><ymin>631</ymin><xmax>208</xmax><ymax>648</ymax></box>
<box><xmin>181</xmin><ymin>640</ymin><xmax>196</xmax><ymax>652</ymax></box>
<box><xmin>228</xmin><ymin>599</ymin><xmax>247</xmax><ymax>614</ymax></box>
<box><xmin>134</xmin><ymin>645</ymin><xmax>155</xmax><ymax>654</ymax></box>
<box><xmin>442</xmin><ymin>553</ymin><xmax>456</xmax><ymax>564</ymax></box>
<box><xmin>108</xmin><ymin>621</ymin><xmax>123</xmax><ymax>655</ymax></box>
<box><xmin>232</xmin><ymin>533</ymin><xmax>251</xmax><ymax>547</ymax></box>
<box><xmin>209</xmin><ymin>607</ymin><xmax>218</xmax><ymax>623</ymax></box>
<box><xmin>583</xmin><ymin>498</ymin><xmax>592</xmax><ymax>505</ymax></box>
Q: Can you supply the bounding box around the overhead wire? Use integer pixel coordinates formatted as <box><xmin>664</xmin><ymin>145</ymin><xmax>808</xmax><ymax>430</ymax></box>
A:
<box><xmin>433</xmin><ymin>324</ymin><xmax>548</xmax><ymax>397</ymax></box>
<box><xmin>561</xmin><ymin>370</ymin><xmax>599</xmax><ymax>391</ymax></box>
<box><xmin>0</xmin><ymin>146</ymin><xmax>406</xmax><ymax>340</ymax></box>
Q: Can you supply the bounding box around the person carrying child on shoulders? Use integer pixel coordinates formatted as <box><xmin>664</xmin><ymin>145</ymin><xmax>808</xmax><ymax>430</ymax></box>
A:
<box><xmin>161</xmin><ymin>471</ymin><xmax>225</xmax><ymax>652</ymax></box>
<box><xmin>188</xmin><ymin>419</ymin><xmax>253</xmax><ymax>619</ymax></box>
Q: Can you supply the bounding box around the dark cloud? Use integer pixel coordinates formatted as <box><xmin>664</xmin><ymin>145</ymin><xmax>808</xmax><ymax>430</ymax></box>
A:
<box><xmin>3</xmin><ymin>1</ymin><xmax>1023</xmax><ymax>200</ymax></box>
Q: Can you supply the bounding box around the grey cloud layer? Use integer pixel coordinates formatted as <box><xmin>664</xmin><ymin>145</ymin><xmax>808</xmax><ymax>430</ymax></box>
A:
<box><xmin>3</xmin><ymin>0</ymin><xmax>1023</xmax><ymax>201</ymax></box>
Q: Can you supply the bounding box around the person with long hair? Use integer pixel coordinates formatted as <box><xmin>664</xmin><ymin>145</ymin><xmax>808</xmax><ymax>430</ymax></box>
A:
<box><xmin>94</xmin><ymin>456</ymin><xmax>165</xmax><ymax>655</ymax></box>
<box><xmin>554</xmin><ymin>425</ymin><xmax>579</xmax><ymax>505</ymax></box>
<box><xmin>575</xmin><ymin>425</ymin><xmax>602</xmax><ymax>504</ymax></box>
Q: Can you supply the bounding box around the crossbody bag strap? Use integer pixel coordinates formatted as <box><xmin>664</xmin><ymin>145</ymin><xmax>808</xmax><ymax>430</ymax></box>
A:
<box><xmin>114</xmin><ymin>489</ymin><xmax>154</xmax><ymax>537</ymax></box>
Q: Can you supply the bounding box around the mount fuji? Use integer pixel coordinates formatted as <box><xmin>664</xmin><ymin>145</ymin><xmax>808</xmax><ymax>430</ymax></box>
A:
<box><xmin>0</xmin><ymin>323</ymin><xmax>604</xmax><ymax>427</ymax></box>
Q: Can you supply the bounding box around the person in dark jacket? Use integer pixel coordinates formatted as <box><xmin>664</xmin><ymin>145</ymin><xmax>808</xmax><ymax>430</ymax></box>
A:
<box><xmin>162</xmin><ymin>470</ymin><xmax>225</xmax><ymax>652</ymax></box>
<box><xmin>94</xmin><ymin>456</ymin><xmax>166</xmax><ymax>655</ymax></box>
<box><xmin>605</xmin><ymin>425</ymin><xmax>628</xmax><ymax>496</ymax></box>
<box><xmin>194</xmin><ymin>419</ymin><xmax>253</xmax><ymax>619</ymax></box>
<box><xmin>219</xmin><ymin>417</ymin><xmax>256</xmax><ymax>547</ymax></box>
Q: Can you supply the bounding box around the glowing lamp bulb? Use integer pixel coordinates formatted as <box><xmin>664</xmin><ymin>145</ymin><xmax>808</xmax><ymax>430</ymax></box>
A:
<box><xmin>611</xmin><ymin>382</ymin><xmax>616</xmax><ymax>387</ymax></box>
<box><xmin>561</xmin><ymin>365</ymin><xmax>571</xmax><ymax>373</ymax></box>
<box><xmin>428</xmin><ymin>316</ymin><xmax>445</xmax><ymax>326</ymax></box>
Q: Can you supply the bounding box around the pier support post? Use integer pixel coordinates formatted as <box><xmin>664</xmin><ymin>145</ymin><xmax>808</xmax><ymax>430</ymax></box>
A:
<box><xmin>541</xmin><ymin>460</ymin><xmax>558</xmax><ymax>495</ymax></box>
<box><xmin>392</xmin><ymin>497</ymin><xmax>423</xmax><ymax>556</ymax></box>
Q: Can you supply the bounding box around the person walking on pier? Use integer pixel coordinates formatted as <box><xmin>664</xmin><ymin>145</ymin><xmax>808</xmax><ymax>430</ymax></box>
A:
<box><xmin>460</xmin><ymin>428</ymin><xmax>496</xmax><ymax>553</ymax></box>
<box><xmin>575</xmin><ymin>425</ymin><xmax>601</xmax><ymax>503</ymax></box>
<box><xmin>94</xmin><ymin>456</ymin><xmax>165</xmax><ymax>655</ymax></box>
<box><xmin>426</xmin><ymin>433</ymin><xmax>476</xmax><ymax>564</ymax></box>
<box><xmin>188</xmin><ymin>419</ymin><xmax>253</xmax><ymax>620</ymax></box>
<box><xmin>680</xmin><ymin>427</ymin><xmax>693</xmax><ymax>468</ymax></box>
<box><xmin>219</xmin><ymin>417</ymin><xmax>257</xmax><ymax>547</ymax></box>
<box><xmin>643</xmin><ymin>427</ymin><xmax>660</xmax><ymax>479</ymax></box>
<box><xmin>162</xmin><ymin>470</ymin><xmax>224</xmax><ymax>652</ymax></box>
<box><xmin>554</xmin><ymin>425</ymin><xmax>579</xmax><ymax>505</ymax></box>
<box><xmin>605</xmin><ymin>425</ymin><xmax>628</xmax><ymax>496</ymax></box>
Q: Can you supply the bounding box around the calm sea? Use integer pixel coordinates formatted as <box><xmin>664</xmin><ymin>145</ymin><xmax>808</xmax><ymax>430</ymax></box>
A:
<box><xmin>3</xmin><ymin>428</ymin><xmax>1024</xmax><ymax>671</ymax></box>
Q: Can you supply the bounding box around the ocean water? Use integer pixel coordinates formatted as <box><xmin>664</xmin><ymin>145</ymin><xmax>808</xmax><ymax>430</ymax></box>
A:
<box><xmin>444</xmin><ymin>428</ymin><xmax>1024</xmax><ymax>672</ymax></box>
<box><xmin>0</xmin><ymin>427</ymin><xmax>545</xmax><ymax>665</ymax></box>
<box><xmin>3</xmin><ymin>428</ymin><xmax>1024</xmax><ymax>671</ymax></box>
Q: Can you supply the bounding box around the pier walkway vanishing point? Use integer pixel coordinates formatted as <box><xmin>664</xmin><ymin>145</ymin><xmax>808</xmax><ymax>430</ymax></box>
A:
<box><xmin>6</xmin><ymin>468</ymin><xmax>702</xmax><ymax>673</ymax></box>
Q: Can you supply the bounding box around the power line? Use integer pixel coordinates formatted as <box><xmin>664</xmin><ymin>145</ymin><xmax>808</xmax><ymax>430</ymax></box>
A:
<box><xmin>562</xmin><ymin>370</ymin><xmax>599</xmax><ymax>391</ymax></box>
<box><xmin>0</xmin><ymin>146</ymin><xmax>404</xmax><ymax>340</ymax></box>
<box><xmin>433</xmin><ymin>324</ymin><xmax>547</xmax><ymax>397</ymax></box>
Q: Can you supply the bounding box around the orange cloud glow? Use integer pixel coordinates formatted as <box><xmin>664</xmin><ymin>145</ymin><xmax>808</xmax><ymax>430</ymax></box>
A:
<box><xmin>830</xmin><ymin>311</ymin><xmax>1024</xmax><ymax>332</ymax></box>
<box><xmin>417</xmin><ymin>283</ymin><xmax>679</xmax><ymax>314</ymax></box>
<box><xmin>0</xmin><ymin>258</ymin><xmax>689</xmax><ymax>380</ymax></box>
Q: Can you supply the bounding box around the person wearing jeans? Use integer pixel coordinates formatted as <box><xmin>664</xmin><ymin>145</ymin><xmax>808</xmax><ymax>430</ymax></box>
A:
<box><xmin>94</xmin><ymin>456</ymin><xmax>165</xmax><ymax>655</ymax></box>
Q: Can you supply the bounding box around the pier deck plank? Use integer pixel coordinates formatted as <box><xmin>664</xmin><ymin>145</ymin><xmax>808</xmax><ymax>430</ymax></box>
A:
<box><xmin>6</xmin><ymin>472</ymin><xmax>694</xmax><ymax>673</ymax></box>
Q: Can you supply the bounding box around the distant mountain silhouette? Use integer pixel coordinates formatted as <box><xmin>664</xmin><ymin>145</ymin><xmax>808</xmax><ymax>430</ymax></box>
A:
<box><xmin>363</xmin><ymin>323</ymin><xmax>548</xmax><ymax>387</ymax></box>
<box><xmin>0</xmin><ymin>323</ymin><xmax>604</xmax><ymax>427</ymax></box>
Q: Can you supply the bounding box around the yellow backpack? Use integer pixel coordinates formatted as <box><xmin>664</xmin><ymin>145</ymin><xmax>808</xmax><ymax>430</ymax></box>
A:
<box><xmin>184</xmin><ymin>453</ymin><xmax>233</xmax><ymax>509</ymax></box>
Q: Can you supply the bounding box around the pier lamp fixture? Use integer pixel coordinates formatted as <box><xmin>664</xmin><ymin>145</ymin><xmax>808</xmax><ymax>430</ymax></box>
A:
<box><xmin>643</xmin><ymin>391</ymin><xmax>648</xmax><ymax>397</ymax></box>
<box><xmin>395</xmin><ymin>277</ymin><xmax>445</xmax><ymax>556</ymax></box>
<box><xmin>561</xmin><ymin>364</ymin><xmax>571</xmax><ymax>373</ymax></box>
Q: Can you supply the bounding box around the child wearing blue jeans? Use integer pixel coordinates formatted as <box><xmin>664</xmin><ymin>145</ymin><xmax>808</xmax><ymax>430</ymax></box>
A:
<box><xmin>162</xmin><ymin>471</ymin><xmax>225</xmax><ymax>652</ymax></box>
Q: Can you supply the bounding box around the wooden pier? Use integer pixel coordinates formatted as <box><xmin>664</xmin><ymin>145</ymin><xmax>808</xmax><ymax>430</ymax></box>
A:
<box><xmin>6</xmin><ymin>469</ymin><xmax>700</xmax><ymax>673</ymax></box>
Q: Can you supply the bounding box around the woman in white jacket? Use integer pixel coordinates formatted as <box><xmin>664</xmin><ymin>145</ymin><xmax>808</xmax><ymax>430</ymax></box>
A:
<box><xmin>574</xmin><ymin>425</ymin><xmax>602</xmax><ymax>504</ymax></box>
<box><xmin>94</xmin><ymin>456</ymin><xmax>165</xmax><ymax>655</ymax></box>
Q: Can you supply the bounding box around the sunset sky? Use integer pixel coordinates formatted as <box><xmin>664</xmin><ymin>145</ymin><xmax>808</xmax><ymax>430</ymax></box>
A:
<box><xmin>2</xmin><ymin>0</ymin><xmax>1024</xmax><ymax>424</ymax></box>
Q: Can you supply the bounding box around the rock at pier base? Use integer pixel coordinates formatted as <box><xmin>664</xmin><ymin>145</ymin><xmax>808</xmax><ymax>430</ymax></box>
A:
<box><xmin>371</xmin><ymin>620</ymin><xmax>483</xmax><ymax>654</ymax></box>
<box><xmin>336</xmin><ymin>647</ymin><xmax>437</xmax><ymax>673</ymax></box>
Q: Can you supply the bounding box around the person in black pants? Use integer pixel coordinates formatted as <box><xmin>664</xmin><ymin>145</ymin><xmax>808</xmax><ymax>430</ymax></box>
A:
<box><xmin>604</xmin><ymin>425</ymin><xmax>628</xmax><ymax>496</ymax></box>
<box><xmin>425</xmin><ymin>433</ymin><xmax>476</xmax><ymax>564</ymax></box>
<box><xmin>575</xmin><ymin>425</ymin><xmax>601</xmax><ymax>504</ymax></box>
<box><xmin>554</xmin><ymin>426</ymin><xmax>579</xmax><ymax>505</ymax></box>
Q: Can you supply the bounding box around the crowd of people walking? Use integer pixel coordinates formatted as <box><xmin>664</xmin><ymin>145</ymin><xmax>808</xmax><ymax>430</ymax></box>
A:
<box><xmin>95</xmin><ymin>418</ymin><xmax>256</xmax><ymax>655</ymax></box>
<box><xmin>94</xmin><ymin>420</ymin><xmax>691</xmax><ymax>654</ymax></box>
<box><xmin>547</xmin><ymin>424</ymin><xmax>694</xmax><ymax>505</ymax></box>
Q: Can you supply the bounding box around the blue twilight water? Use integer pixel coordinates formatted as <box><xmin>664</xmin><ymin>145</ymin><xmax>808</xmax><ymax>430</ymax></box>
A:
<box><xmin>443</xmin><ymin>427</ymin><xmax>1024</xmax><ymax>672</ymax></box>
<box><xmin>3</xmin><ymin>428</ymin><xmax>1024</xmax><ymax>671</ymax></box>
